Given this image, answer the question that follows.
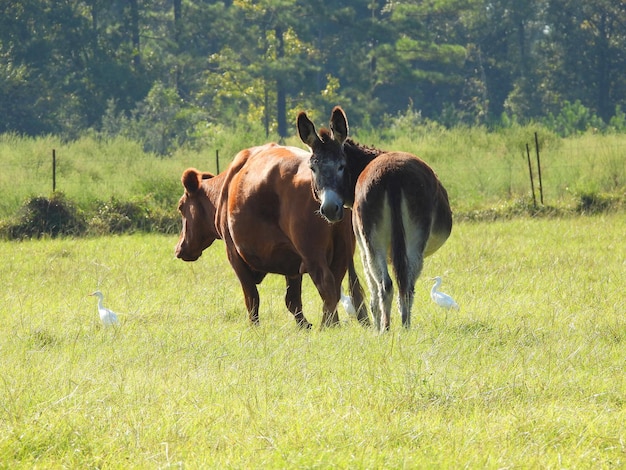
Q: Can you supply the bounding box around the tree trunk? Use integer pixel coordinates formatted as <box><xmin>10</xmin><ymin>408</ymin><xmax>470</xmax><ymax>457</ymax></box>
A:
<box><xmin>174</xmin><ymin>0</ymin><xmax>182</xmax><ymax>96</ymax></box>
<box><xmin>275</xmin><ymin>26</ymin><xmax>287</xmax><ymax>139</ymax></box>
<box><xmin>130</xmin><ymin>0</ymin><xmax>140</xmax><ymax>68</ymax></box>
<box><xmin>596</xmin><ymin>13</ymin><xmax>611</xmax><ymax>122</ymax></box>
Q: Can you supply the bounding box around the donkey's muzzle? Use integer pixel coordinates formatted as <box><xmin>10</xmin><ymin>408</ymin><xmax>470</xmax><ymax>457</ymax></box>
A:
<box><xmin>319</xmin><ymin>189</ymin><xmax>344</xmax><ymax>223</ymax></box>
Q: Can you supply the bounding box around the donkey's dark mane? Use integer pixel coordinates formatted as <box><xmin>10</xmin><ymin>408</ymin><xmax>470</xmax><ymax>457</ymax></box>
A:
<box><xmin>318</xmin><ymin>127</ymin><xmax>386</xmax><ymax>160</ymax></box>
<box><xmin>344</xmin><ymin>138</ymin><xmax>385</xmax><ymax>159</ymax></box>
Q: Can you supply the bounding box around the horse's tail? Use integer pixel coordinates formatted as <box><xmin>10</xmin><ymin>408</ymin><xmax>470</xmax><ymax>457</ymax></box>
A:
<box><xmin>388</xmin><ymin>187</ymin><xmax>410</xmax><ymax>299</ymax></box>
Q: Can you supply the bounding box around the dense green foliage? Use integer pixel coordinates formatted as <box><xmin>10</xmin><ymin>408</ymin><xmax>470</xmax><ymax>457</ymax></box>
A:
<box><xmin>2</xmin><ymin>1</ymin><xmax>626</xmax><ymax>149</ymax></box>
<box><xmin>0</xmin><ymin>216</ymin><xmax>624</xmax><ymax>466</ymax></box>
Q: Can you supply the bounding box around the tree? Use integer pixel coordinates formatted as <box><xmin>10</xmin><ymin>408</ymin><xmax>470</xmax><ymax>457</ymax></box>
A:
<box><xmin>3</xmin><ymin>0</ymin><xmax>626</xmax><ymax>139</ymax></box>
<box><xmin>460</xmin><ymin>0</ymin><xmax>547</xmax><ymax>121</ymax></box>
<box><xmin>540</xmin><ymin>0</ymin><xmax>626</xmax><ymax>122</ymax></box>
<box><xmin>369</xmin><ymin>0</ymin><xmax>469</xmax><ymax>120</ymax></box>
<box><xmin>0</xmin><ymin>0</ymin><xmax>150</xmax><ymax>136</ymax></box>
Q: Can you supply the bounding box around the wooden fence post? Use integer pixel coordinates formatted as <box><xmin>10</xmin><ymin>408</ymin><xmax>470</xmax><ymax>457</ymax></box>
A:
<box><xmin>526</xmin><ymin>143</ymin><xmax>537</xmax><ymax>208</ymax></box>
<box><xmin>534</xmin><ymin>132</ymin><xmax>544</xmax><ymax>205</ymax></box>
<box><xmin>52</xmin><ymin>149</ymin><xmax>56</xmax><ymax>193</ymax></box>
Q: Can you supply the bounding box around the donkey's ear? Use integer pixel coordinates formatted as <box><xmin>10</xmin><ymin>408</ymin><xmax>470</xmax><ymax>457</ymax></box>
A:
<box><xmin>297</xmin><ymin>111</ymin><xmax>321</xmax><ymax>149</ymax></box>
<box><xmin>329</xmin><ymin>106</ymin><xmax>349</xmax><ymax>144</ymax></box>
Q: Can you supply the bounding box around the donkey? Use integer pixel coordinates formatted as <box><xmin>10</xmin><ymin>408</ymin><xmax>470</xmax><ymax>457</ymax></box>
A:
<box><xmin>297</xmin><ymin>106</ymin><xmax>452</xmax><ymax>331</ymax></box>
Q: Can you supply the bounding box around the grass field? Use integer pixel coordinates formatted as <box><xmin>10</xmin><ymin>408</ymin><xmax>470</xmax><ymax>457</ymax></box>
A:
<box><xmin>1</xmin><ymin>214</ymin><xmax>624</xmax><ymax>467</ymax></box>
<box><xmin>1</xmin><ymin>128</ymin><xmax>625</xmax><ymax>221</ymax></box>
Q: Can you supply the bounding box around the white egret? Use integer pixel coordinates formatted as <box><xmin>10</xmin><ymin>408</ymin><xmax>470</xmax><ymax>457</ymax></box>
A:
<box><xmin>340</xmin><ymin>289</ymin><xmax>357</xmax><ymax>316</ymax></box>
<box><xmin>89</xmin><ymin>291</ymin><xmax>120</xmax><ymax>326</ymax></box>
<box><xmin>430</xmin><ymin>277</ymin><xmax>459</xmax><ymax>310</ymax></box>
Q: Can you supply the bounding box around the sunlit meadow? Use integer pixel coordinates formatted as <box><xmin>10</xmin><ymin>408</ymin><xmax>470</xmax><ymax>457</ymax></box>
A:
<box><xmin>1</xmin><ymin>126</ymin><xmax>625</xmax><ymax>220</ymax></box>
<box><xmin>1</xmin><ymin>214</ymin><xmax>624</xmax><ymax>467</ymax></box>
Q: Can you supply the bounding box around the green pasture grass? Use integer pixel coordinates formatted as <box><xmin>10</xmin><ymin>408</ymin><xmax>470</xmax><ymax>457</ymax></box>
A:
<box><xmin>0</xmin><ymin>133</ymin><xmax>244</xmax><ymax>219</ymax></box>
<box><xmin>1</xmin><ymin>129</ymin><xmax>625</xmax><ymax>221</ymax></box>
<box><xmin>349</xmin><ymin>126</ymin><xmax>626</xmax><ymax>213</ymax></box>
<box><xmin>0</xmin><ymin>214</ymin><xmax>624</xmax><ymax>467</ymax></box>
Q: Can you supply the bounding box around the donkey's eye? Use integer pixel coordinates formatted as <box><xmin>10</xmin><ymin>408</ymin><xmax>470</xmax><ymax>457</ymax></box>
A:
<box><xmin>338</xmin><ymin>164</ymin><xmax>345</xmax><ymax>172</ymax></box>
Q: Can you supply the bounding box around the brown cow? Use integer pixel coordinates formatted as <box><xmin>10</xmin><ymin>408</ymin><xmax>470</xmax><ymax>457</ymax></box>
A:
<box><xmin>175</xmin><ymin>143</ymin><xmax>368</xmax><ymax>328</ymax></box>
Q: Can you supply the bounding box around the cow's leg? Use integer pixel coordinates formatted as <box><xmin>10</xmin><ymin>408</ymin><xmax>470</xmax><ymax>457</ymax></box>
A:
<box><xmin>226</xmin><ymin>247</ymin><xmax>262</xmax><ymax>325</ymax></box>
<box><xmin>306</xmin><ymin>263</ymin><xmax>340</xmax><ymax>328</ymax></box>
<box><xmin>285</xmin><ymin>275</ymin><xmax>312</xmax><ymax>329</ymax></box>
<box><xmin>241</xmin><ymin>278</ymin><xmax>261</xmax><ymax>325</ymax></box>
<box><xmin>242</xmin><ymin>282</ymin><xmax>261</xmax><ymax>325</ymax></box>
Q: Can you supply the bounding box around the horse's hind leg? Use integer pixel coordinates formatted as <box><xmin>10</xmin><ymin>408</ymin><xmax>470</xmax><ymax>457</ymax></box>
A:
<box><xmin>285</xmin><ymin>275</ymin><xmax>312</xmax><ymax>329</ymax></box>
<box><xmin>358</xmin><ymin>246</ymin><xmax>380</xmax><ymax>330</ymax></box>
<box><xmin>378</xmin><ymin>269</ymin><xmax>393</xmax><ymax>331</ymax></box>
<box><xmin>358</xmin><ymin>229</ymin><xmax>393</xmax><ymax>332</ymax></box>
<box><xmin>398</xmin><ymin>270</ymin><xmax>417</xmax><ymax>329</ymax></box>
<box><xmin>398</xmin><ymin>232</ymin><xmax>426</xmax><ymax>328</ymax></box>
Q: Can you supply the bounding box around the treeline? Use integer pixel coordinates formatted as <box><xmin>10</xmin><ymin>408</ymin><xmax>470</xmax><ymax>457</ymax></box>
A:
<box><xmin>2</xmin><ymin>0</ymin><xmax>626</xmax><ymax>154</ymax></box>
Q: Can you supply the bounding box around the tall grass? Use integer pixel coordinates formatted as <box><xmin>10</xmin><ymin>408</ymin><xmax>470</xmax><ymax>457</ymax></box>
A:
<box><xmin>0</xmin><ymin>129</ymin><xmax>279</xmax><ymax>219</ymax></box>
<box><xmin>351</xmin><ymin>125</ymin><xmax>626</xmax><ymax>212</ymax></box>
<box><xmin>1</xmin><ymin>127</ymin><xmax>625</xmax><ymax>220</ymax></box>
<box><xmin>0</xmin><ymin>214</ymin><xmax>624</xmax><ymax>467</ymax></box>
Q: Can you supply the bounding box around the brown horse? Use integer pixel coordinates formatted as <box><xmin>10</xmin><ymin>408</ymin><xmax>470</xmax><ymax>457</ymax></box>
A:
<box><xmin>175</xmin><ymin>142</ymin><xmax>368</xmax><ymax>328</ymax></box>
<box><xmin>297</xmin><ymin>107</ymin><xmax>452</xmax><ymax>332</ymax></box>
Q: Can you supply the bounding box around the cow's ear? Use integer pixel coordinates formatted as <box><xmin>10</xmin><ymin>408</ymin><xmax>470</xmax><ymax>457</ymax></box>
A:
<box><xmin>201</xmin><ymin>172</ymin><xmax>214</xmax><ymax>180</ymax></box>
<box><xmin>182</xmin><ymin>168</ymin><xmax>202</xmax><ymax>193</ymax></box>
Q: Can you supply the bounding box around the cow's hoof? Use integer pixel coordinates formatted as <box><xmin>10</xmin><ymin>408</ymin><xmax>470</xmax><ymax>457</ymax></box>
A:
<box><xmin>297</xmin><ymin>319</ymin><xmax>312</xmax><ymax>330</ymax></box>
